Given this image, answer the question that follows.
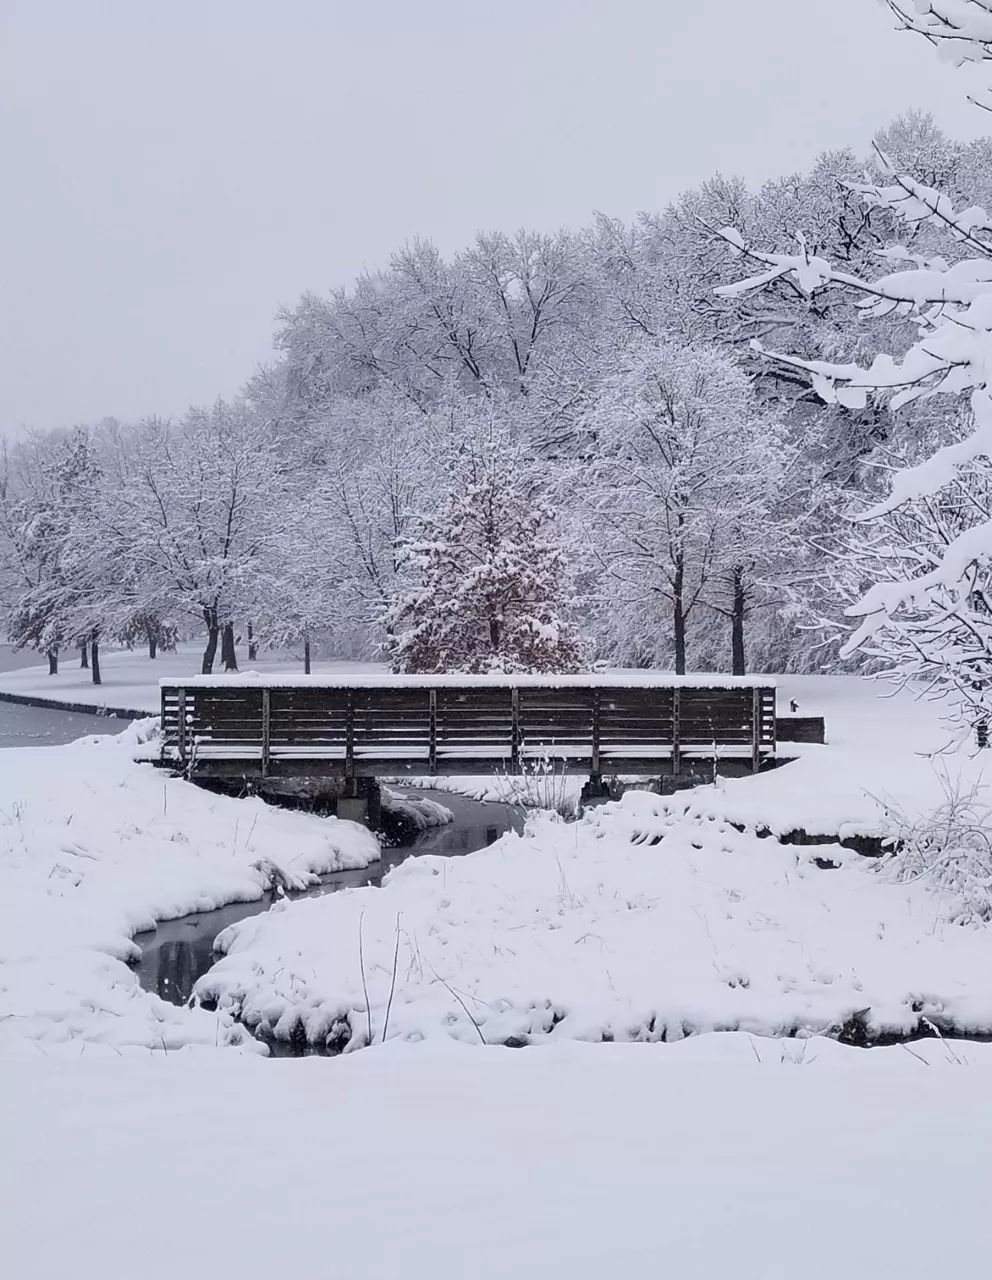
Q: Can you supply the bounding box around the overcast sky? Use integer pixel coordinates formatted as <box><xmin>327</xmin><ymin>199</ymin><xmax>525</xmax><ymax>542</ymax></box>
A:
<box><xmin>0</xmin><ymin>0</ymin><xmax>983</xmax><ymax>437</ymax></box>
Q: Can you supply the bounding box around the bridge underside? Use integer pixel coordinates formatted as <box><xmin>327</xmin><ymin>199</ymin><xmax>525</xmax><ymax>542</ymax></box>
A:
<box><xmin>174</xmin><ymin>752</ymin><xmax>766</xmax><ymax>781</ymax></box>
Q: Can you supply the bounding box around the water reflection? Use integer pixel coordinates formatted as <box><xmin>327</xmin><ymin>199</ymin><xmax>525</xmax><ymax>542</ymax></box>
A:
<box><xmin>133</xmin><ymin>791</ymin><xmax>523</xmax><ymax>1006</ymax></box>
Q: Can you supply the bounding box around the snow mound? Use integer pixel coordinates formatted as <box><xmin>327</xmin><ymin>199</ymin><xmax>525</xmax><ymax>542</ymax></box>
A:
<box><xmin>380</xmin><ymin>786</ymin><xmax>453</xmax><ymax>832</ymax></box>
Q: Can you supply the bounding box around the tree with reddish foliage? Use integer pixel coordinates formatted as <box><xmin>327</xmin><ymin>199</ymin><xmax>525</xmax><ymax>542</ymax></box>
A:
<box><xmin>383</xmin><ymin>415</ymin><xmax>581</xmax><ymax>675</ymax></box>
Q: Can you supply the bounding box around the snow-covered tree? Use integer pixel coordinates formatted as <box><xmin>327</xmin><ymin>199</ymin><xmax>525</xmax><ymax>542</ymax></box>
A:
<box><xmin>383</xmin><ymin>407</ymin><xmax>581</xmax><ymax>674</ymax></box>
<box><xmin>885</xmin><ymin>2</ymin><xmax>992</xmax><ymax>110</ymax></box>
<box><xmin>715</xmin><ymin>22</ymin><xmax>992</xmax><ymax>726</ymax></box>
<box><xmin>109</xmin><ymin>403</ymin><xmax>288</xmax><ymax>674</ymax></box>
<box><xmin>0</xmin><ymin>429</ymin><xmax>105</xmax><ymax>676</ymax></box>
<box><xmin>584</xmin><ymin>341</ymin><xmax>790</xmax><ymax>673</ymax></box>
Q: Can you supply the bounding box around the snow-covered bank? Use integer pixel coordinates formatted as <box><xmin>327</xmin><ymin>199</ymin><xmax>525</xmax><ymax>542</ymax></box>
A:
<box><xmin>0</xmin><ymin>723</ymin><xmax>379</xmax><ymax>1049</ymax></box>
<box><xmin>198</xmin><ymin>787</ymin><xmax>992</xmax><ymax>1051</ymax></box>
<box><xmin>5</xmin><ymin>1035</ymin><xmax>992</xmax><ymax>1280</ymax></box>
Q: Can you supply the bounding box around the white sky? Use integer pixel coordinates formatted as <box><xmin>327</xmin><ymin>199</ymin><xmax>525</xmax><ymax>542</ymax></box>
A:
<box><xmin>0</xmin><ymin>0</ymin><xmax>984</xmax><ymax>436</ymax></box>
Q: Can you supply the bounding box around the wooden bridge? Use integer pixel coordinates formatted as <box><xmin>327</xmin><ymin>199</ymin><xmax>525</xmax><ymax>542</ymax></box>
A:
<box><xmin>160</xmin><ymin>674</ymin><xmax>777</xmax><ymax>781</ymax></box>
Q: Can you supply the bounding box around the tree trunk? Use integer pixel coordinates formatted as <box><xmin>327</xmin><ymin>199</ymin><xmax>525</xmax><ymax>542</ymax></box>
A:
<box><xmin>304</xmin><ymin>637</ymin><xmax>311</xmax><ymax>675</ymax></box>
<box><xmin>730</xmin><ymin>565</ymin><xmax>746</xmax><ymax>676</ymax></box>
<box><xmin>47</xmin><ymin>647</ymin><xmax>59</xmax><ymax>676</ymax></box>
<box><xmin>80</xmin><ymin>642</ymin><xmax>88</xmax><ymax>669</ymax></box>
<box><xmin>672</xmin><ymin>555</ymin><xmax>687</xmax><ymax>676</ymax></box>
<box><xmin>148</xmin><ymin>632</ymin><xmax>157</xmax><ymax>660</ymax></box>
<box><xmin>221</xmin><ymin>622</ymin><xmax>238</xmax><ymax>672</ymax></box>
<box><xmin>247</xmin><ymin>621</ymin><xmax>258</xmax><ymax>663</ymax></box>
<box><xmin>90</xmin><ymin>639</ymin><xmax>101</xmax><ymax>685</ymax></box>
<box><xmin>202</xmin><ymin>610</ymin><xmax>219</xmax><ymax>674</ymax></box>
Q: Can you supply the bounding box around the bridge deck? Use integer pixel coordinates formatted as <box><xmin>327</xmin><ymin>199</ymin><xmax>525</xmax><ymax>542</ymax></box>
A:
<box><xmin>160</xmin><ymin>674</ymin><xmax>776</xmax><ymax>778</ymax></box>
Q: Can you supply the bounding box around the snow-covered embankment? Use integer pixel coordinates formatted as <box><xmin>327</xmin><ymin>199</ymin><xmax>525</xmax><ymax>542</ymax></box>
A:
<box><xmin>0</xmin><ymin>721</ymin><xmax>380</xmax><ymax>1049</ymax></box>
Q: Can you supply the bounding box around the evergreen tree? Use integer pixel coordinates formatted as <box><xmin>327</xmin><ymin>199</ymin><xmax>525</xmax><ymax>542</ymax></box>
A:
<box><xmin>384</xmin><ymin>418</ymin><xmax>581</xmax><ymax>674</ymax></box>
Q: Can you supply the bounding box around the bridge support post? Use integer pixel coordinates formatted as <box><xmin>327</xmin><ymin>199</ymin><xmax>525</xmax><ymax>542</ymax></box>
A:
<box><xmin>579</xmin><ymin>774</ymin><xmax>613</xmax><ymax>811</ymax></box>
<box><xmin>336</xmin><ymin>778</ymin><xmax>382</xmax><ymax>829</ymax></box>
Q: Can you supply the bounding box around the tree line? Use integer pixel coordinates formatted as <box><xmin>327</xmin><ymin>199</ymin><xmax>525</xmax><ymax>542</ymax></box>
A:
<box><xmin>3</xmin><ymin>90</ymin><xmax>991</xmax><ymax>705</ymax></box>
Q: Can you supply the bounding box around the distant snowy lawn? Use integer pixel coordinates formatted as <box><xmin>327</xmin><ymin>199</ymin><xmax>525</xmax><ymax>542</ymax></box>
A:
<box><xmin>200</xmin><ymin>785</ymin><xmax>992</xmax><ymax>1051</ymax></box>
<box><xmin>0</xmin><ymin>640</ymin><xmax>383</xmax><ymax>712</ymax></box>
<box><xmin>0</xmin><ymin>722</ymin><xmax>379</xmax><ymax>1049</ymax></box>
<box><xmin>5</xmin><ymin>1035</ymin><xmax>992</xmax><ymax>1280</ymax></box>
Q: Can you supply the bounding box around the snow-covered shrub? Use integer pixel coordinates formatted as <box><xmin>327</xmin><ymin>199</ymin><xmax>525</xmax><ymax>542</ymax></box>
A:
<box><xmin>880</xmin><ymin>768</ymin><xmax>992</xmax><ymax>924</ymax></box>
<box><xmin>493</xmin><ymin>756</ymin><xmax>576</xmax><ymax>818</ymax></box>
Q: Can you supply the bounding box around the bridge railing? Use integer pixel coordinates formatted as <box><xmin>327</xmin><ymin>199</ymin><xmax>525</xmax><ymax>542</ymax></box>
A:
<box><xmin>160</xmin><ymin>674</ymin><xmax>776</xmax><ymax>777</ymax></box>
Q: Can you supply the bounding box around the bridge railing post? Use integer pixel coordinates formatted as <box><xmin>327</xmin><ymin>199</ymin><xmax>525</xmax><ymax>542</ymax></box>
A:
<box><xmin>429</xmin><ymin>689</ymin><xmax>437</xmax><ymax>775</ymax></box>
<box><xmin>672</xmin><ymin>687</ymin><xmax>680</xmax><ymax>775</ymax></box>
<box><xmin>510</xmin><ymin>687</ymin><xmax>520</xmax><ymax>772</ymax></box>
<box><xmin>751</xmin><ymin>687</ymin><xmax>761</xmax><ymax>773</ymax></box>
<box><xmin>591</xmin><ymin>687</ymin><xmax>600</xmax><ymax>777</ymax></box>
<box><xmin>177</xmin><ymin>687</ymin><xmax>187</xmax><ymax>764</ymax></box>
<box><xmin>261</xmin><ymin>688</ymin><xmax>271</xmax><ymax>778</ymax></box>
<box><xmin>346</xmin><ymin>690</ymin><xmax>355</xmax><ymax>780</ymax></box>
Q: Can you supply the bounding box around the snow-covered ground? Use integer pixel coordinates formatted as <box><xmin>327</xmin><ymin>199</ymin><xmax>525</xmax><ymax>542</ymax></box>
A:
<box><xmin>2</xmin><ymin>674</ymin><xmax>992</xmax><ymax>1277</ymax></box>
<box><xmin>0</xmin><ymin>721</ymin><xmax>379</xmax><ymax>1049</ymax></box>
<box><xmin>199</xmin><ymin>791</ymin><xmax>992</xmax><ymax>1050</ymax></box>
<box><xmin>5</xmin><ymin>1034</ymin><xmax>992</xmax><ymax>1280</ymax></box>
<box><xmin>0</xmin><ymin>641</ymin><xmax>382</xmax><ymax>712</ymax></box>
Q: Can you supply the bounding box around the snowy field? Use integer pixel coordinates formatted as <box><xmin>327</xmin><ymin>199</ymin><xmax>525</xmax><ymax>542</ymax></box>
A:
<box><xmin>5</xmin><ymin>1034</ymin><xmax>992</xmax><ymax>1280</ymax></box>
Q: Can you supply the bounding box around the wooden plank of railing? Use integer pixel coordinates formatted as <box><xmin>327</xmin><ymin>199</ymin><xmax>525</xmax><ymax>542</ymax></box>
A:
<box><xmin>510</xmin><ymin>687</ymin><xmax>520</xmax><ymax>770</ymax></box>
<box><xmin>591</xmin><ymin>687</ymin><xmax>600</xmax><ymax>775</ymax></box>
<box><xmin>177</xmin><ymin>687</ymin><xmax>187</xmax><ymax>763</ymax></box>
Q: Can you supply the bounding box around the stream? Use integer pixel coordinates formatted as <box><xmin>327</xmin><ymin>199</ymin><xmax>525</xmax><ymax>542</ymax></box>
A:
<box><xmin>0</xmin><ymin>698</ymin><xmax>527</xmax><ymax>1013</ymax></box>
<box><xmin>132</xmin><ymin>789</ymin><xmax>525</xmax><ymax>1006</ymax></box>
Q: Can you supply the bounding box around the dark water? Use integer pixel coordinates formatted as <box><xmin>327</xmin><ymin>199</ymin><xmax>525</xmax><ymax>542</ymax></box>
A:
<box><xmin>132</xmin><ymin>790</ymin><xmax>524</xmax><ymax>1006</ymax></box>
<box><xmin>0</xmin><ymin>698</ymin><xmax>122</xmax><ymax>747</ymax></box>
